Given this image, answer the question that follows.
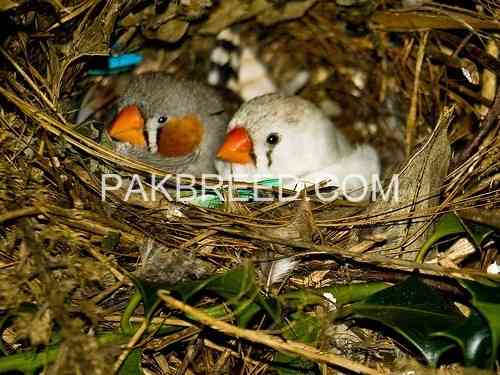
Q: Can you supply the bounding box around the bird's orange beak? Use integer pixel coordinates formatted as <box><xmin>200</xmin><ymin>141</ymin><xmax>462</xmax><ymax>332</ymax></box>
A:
<box><xmin>216</xmin><ymin>127</ymin><xmax>253</xmax><ymax>164</ymax></box>
<box><xmin>108</xmin><ymin>105</ymin><xmax>146</xmax><ymax>147</ymax></box>
<box><xmin>157</xmin><ymin>115</ymin><xmax>204</xmax><ymax>157</ymax></box>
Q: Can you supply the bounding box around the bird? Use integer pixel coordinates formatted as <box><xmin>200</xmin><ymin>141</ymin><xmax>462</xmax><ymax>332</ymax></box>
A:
<box><xmin>104</xmin><ymin>72</ymin><xmax>231</xmax><ymax>175</ymax></box>
<box><xmin>215</xmin><ymin>93</ymin><xmax>380</xmax><ymax>196</ymax></box>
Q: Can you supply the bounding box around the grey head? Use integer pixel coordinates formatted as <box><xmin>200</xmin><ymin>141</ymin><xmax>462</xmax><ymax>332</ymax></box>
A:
<box><xmin>116</xmin><ymin>73</ymin><xmax>230</xmax><ymax>175</ymax></box>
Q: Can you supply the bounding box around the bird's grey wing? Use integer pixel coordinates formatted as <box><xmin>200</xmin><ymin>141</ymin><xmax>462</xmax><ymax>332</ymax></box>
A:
<box><xmin>115</xmin><ymin>142</ymin><xmax>199</xmax><ymax>173</ymax></box>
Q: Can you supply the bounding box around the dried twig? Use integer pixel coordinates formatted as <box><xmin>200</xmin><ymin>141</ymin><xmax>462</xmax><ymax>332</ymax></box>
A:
<box><xmin>406</xmin><ymin>31</ymin><xmax>429</xmax><ymax>155</ymax></box>
<box><xmin>158</xmin><ymin>291</ymin><xmax>382</xmax><ymax>375</ymax></box>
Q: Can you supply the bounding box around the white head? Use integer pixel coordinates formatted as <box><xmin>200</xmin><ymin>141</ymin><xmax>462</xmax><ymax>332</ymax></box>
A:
<box><xmin>216</xmin><ymin>94</ymin><xmax>352</xmax><ymax>181</ymax></box>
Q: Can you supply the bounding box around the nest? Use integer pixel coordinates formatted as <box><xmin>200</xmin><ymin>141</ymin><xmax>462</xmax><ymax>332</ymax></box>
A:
<box><xmin>0</xmin><ymin>1</ymin><xmax>499</xmax><ymax>374</ymax></box>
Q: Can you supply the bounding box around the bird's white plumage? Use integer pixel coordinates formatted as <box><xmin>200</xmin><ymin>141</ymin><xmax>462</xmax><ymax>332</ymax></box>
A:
<box><xmin>293</xmin><ymin>145</ymin><xmax>380</xmax><ymax>195</ymax></box>
<box><xmin>210</xmin><ymin>46</ymin><xmax>231</xmax><ymax>65</ymax></box>
<box><xmin>145</xmin><ymin>114</ymin><xmax>165</xmax><ymax>154</ymax></box>
<box><xmin>216</xmin><ymin>93</ymin><xmax>380</xmax><ymax>197</ymax></box>
<box><xmin>237</xmin><ymin>48</ymin><xmax>277</xmax><ymax>101</ymax></box>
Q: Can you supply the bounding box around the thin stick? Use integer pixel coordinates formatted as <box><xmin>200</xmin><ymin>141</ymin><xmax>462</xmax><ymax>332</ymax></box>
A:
<box><xmin>112</xmin><ymin>319</ymin><xmax>148</xmax><ymax>374</ymax></box>
<box><xmin>158</xmin><ymin>292</ymin><xmax>382</xmax><ymax>375</ymax></box>
<box><xmin>0</xmin><ymin>207</ymin><xmax>41</xmax><ymax>224</ymax></box>
<box><xmin>86</xmin><ymin>245</ymin><xmax>128</xmax><ymax>282</ymax></box>
<box><xmin>204</xmin><ymin>339</ymin><xmax>263</xmax><ymax>367</ymax></box>
<box><xmin>210</xmin><ymin>226</ymin><xmax>500</xmax><ymax>281</ymax></box>
<box><xmin>91</xmin><ymin>281</ymin><xmax>124</xmax><ymax>304</ymax></box>
<box><xmin>0</xmin><ymin>46</ymin><xmax>65</xmax><ymax>123</ymax></box>
<box><xmin>406</xmin><ymin>31</ymin><xmax>429</xmax><ymax>155</ymax></box>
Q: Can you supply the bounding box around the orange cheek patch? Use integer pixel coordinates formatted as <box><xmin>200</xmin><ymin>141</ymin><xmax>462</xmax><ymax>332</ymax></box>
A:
<box><xmin>157</xmin><ymin>115</ymin><xmax>204</xmax><ymax>157</ymax></box>
<box><xmin>108</xmin><ymin>105</ymin><xmax>146</xmax><ymax>147</ymax></box>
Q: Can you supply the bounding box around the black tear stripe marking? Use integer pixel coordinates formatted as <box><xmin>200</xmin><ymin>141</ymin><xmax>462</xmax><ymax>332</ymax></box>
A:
<box><xmin>143</xmin><ymin>129</ymin><xmax>151</xmax><ymax>149</ymax></box>
<box><xmin>251</xmin><ymin>150</ymin><xmax>257</xmax><ymax>166</ymax></box>
<box><xmin>209</xmin><ymin>109</ymin><xmax>225</xmax><ymax>116</ymax></box>
<box><xmin>266</xmin><ymin>148</ymin><xmax>273</xmax><ymax>168</ymax></box>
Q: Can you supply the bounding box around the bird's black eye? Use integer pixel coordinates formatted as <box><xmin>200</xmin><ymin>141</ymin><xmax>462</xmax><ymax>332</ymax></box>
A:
<box><xmin>158</xmin><ymin>115</ymin><xmax>168</xmax><ymax>124</ymax></box>
<box><xmin>266</xmin><ymin>133</ymin><xmax>280</xmax><ymax>145</ymax></box>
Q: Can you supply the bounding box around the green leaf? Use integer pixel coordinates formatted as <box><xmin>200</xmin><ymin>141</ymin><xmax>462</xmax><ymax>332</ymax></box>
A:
<box><xmin>280</xmin><ymin>282</ymin><xmax>390</xmax><ymax>310</ymax></box>
<box><xmin>132</xmin><ymin>263</ymin><xmax>260</xmax><ymax>316</ymax></box>
<box><xmin>172</xmin><ymin>262</ymin><xmax>256</xmax><ymax>302</ymax></box>
<box><xmin>173</xmin><ymin>263</ymin><xmax>281</xmax><ymax>327</ymax></box>
<box><xmin>200</xmin><ymin>263</ymin><xmax>256</xmax><ymax>302</ymax></box>
<box><xmin>255</xmin><ymin>294</ymin><xmax>281</xmax><ymax>325</ymax></box>
<box><xmin>281</xmin><ymin>312</ymin><xmax>321</xmax><ymax>343</ymax></box>
<box><xmin>121</xmin><ymin>274</ymin><xmax>162</xmax><ymax>336</ymax></box>
<box><xmin>416</xmin><ymin>213</ymin><xmax>465</xmax><ymax>263</ymax></box>
<box><xmin>128</xmin><ymin>264</ymin><xmax>281</xmax><ymax>328</ymax></box>
<box><xmin>171</xmin><ymin>276</ymin><xmax>218</xmax><ymax>302</ymax></box>
<box><xmin>273</xmin><ymin>354</ymin><xmax>317</xmax><ymax>375</ymax></box>
<box><xmin>121</xmin><ymin>291</ymin><xmax>142</xmax><ymax>335</ymax></box>
<box><xmin>235</xmin><ymin>300</ymin><xmax>263</xmax><ymax>328</ymax></box>
<box><xmin>119</xmin><ymin>348</ymin><xmax>143</xmax><ymax>375</ymax></box>
<box><xmin>349</xmin><ymin>277</ymin><xmax>465</xmax><ymax>366</ymax></box>
<box><xmin>0</xmin><ymin>333</ymin><xmax>126</xmax><ymax>374</ymax></box>
<box><xmin>460</xmin><ymin>280</ymin><xmax>500</xmax><ymax>368</ymax></box>
<box><xmin>273</xmin><ymin>312</ymin><xmax>321</xmax><ymax>375</ymax></box>
<box><xmin>202</xmin><ymin>264</ymin><xmax>281</xmax><ymax>325</ymax></box>
<box><xmin>463</xmin><ymin>222</ymin><xmax>494</xmax><ymax>249</ymax></box>
<box><xmin>433</xmin><ymin>309</ymin><xmax>493</xmax><ymax>368</ymax></box>
<box><xmin>130</xmin><ymin>276</ymin><xmax>160</xmax><ymax>317</ymax></box>
<box><xmin>232</xmin><ymin>294</ymin><xmax>281</xmax><ymax>327</ymax></box>
<box><xmin>416</xmin><ymin>213</ymin><xmax>495</xmax><ymax>263</ymax></box>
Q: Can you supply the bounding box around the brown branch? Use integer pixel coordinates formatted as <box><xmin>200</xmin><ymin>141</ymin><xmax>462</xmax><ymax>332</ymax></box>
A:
<box><xmin>406</xmin><ymin>31</ymin><xmax>429</xmax><ymax>156</ymax></box>
<box><xmin>0</xmin><ymin>207</ymin><xmax>42</xmax><ymax>224</ymax></box>
<box><xmin>211</xmin><ymin>226</ymin><xmax>500</xmax><ymax>281</ymax></box>
<box><xmin>158</xmin><ymin>292</ymin><xmax>382</xmax><ymax>375</ymax></box>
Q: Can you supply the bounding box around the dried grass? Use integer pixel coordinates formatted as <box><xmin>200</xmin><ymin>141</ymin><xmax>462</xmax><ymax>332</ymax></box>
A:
<box><xmin>1</xmin><ymin>0</ymin><xmax>499</xmax><ymax>373</ymax></box>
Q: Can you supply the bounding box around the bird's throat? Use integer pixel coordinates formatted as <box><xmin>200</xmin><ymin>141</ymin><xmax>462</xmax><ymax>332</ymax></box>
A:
<box><xmin>157</xmin><ymin>115</ymin><xmax>204</xmax><ymax>157</ymax></box>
